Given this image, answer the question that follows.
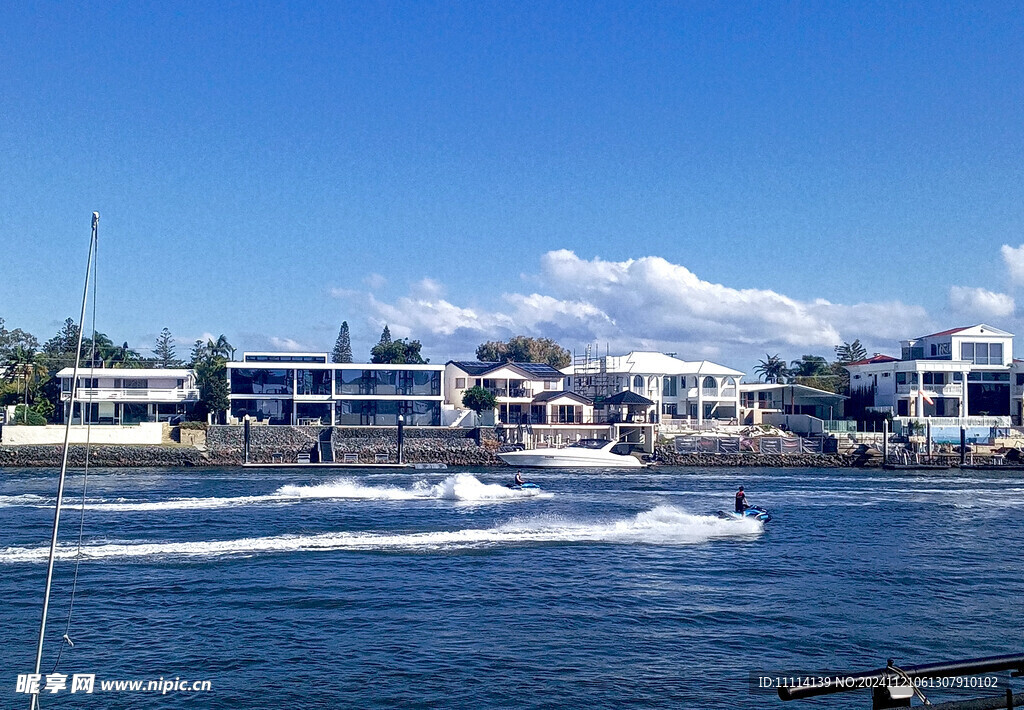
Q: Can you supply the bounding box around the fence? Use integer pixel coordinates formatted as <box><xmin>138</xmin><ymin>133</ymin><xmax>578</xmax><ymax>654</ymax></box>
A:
<box><xmin>674</xmin><ymin>435</ymin><xmax>834</xmax><ymax>455</ymax></box>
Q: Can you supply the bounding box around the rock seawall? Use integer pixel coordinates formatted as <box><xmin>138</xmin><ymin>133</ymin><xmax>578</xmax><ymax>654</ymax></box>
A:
<box><xmin>0</xmin><ymin>445</ymin><xmax>236</xmax><ymax>467</ymax></box>
<box><xmin>1</xmin><ymin>428</ymin><xmax>859</xmax><ymax>468</ymax></box>
<box><xmin>654</xmin><ymin>446</ymin><xmax>854</xmax><ymax>468</ymax></box>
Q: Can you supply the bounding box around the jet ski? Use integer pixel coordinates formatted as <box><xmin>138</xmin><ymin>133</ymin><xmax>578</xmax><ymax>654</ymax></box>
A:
<box><xmin>717</xmin><ymin>506</ymin><xmax>772</xmax><ymax>523</ymax></box>
<box><xmin>505</xmin><ymin>482</ymin><xmax>541</xmax><ymax>490</ymax></box>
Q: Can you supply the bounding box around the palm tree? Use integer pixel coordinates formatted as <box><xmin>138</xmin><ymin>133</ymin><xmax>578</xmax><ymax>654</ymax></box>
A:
<box><xmin>4</xmin><ymin>346</ymin><xmax>48</xmax><ymax>422</ymax></box>
<box><xmin>754</xmin><ymin>354</ymin><xmax>789</xmax><ymax>383</ymax></box>
<box><xmin>207</xmin><ymin>335</ymin><xmax>235</xmax><ymax>361</ymax></box>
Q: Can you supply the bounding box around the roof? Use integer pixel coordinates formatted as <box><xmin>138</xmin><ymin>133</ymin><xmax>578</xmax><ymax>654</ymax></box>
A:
<box><xmin>446</xmin><ymin>360</ymin><xmax>564</xmax><ymax>379</ymax></box>
<box><xmin>56</xmin><ymin>367</ymin><xmax>194</xmax><ymax>378</ymax></box>
<box><xmin>531</xmin><ymin>390</ymin><xmax>591</xmax><ymax>404</ymax></box>
<box><xmin>916</xmin><ymin>326</ymin><xmax>970</xmax><ymax>339</ymax></box>
<box><xmin>845</xmin><ymin>354</ymin><xmax>899</xmax><ymax>367</ymax></box>
<box><xmin>602</xmin><ymin>390</ymin><xmax>655</xmax><ymax>406</ymax></box>
<box><xmin>575</xmin><ymin>351</ymin><xmax>743</xmax><ymax>377</ymax></box>
<box><xmin>914</xmin><ymin>324</ymin><xmax>1013</xmax><ymax>339</ymax></box>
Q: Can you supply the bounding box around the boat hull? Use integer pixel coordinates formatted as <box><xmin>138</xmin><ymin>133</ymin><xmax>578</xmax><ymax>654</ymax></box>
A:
<box><xmin>497</xmin><ymin>450</ymin><xmax>643</xmax><ymax>468</ymax></box>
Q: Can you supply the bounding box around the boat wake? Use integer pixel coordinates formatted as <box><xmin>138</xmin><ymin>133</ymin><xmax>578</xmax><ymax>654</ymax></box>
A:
<box><xmin>6</xmin><ymin>474</ymin><xmax>548</xmax><ymax>512</ymax></box>
<box><xmin>0</xmin><ymin>505</ymin><xmax>762</xmax><ymax>563</ymax></box>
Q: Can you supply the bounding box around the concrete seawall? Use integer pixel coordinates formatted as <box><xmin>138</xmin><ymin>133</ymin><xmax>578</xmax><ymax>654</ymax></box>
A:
<box><xmin>1</xmin><ymin>426</ymin><xmax>862</xmax><ymax>468</ymax></box>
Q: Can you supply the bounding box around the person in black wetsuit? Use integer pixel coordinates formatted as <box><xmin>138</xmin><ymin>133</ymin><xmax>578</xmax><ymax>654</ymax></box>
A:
<box><xmin>735</xmin><ymin>486</ymin><xmax>749</xmax><ymax>513</ymax></box>
<box><xmin>514</xmin><ymin>470</ymin><xmax>525</xmax><ymax>486</ymax></box>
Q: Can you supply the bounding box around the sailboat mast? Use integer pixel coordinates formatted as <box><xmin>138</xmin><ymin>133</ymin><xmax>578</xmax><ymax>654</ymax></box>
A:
<box><xmin>30</xmin><ymin>212</ymin><xmax>99</xmax><ymax>709</ymax></box>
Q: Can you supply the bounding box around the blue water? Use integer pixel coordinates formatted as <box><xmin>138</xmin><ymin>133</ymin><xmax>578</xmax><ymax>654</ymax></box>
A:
<box><xmin>1</xmin><ymin>466</ymin><xmax>1021</xmax><ymax>708</ymax></box>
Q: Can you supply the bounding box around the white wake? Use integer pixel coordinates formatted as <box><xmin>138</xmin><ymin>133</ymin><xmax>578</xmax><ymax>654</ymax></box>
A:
<box><xmin>10</xmin><ymin>474</ymin><xmax>549</xmax><ymax>512</ymax></box>
<box><xmin>0</xmin><ymin>505</ymin><xmax>763</xmax><ymax>563</ymax></box>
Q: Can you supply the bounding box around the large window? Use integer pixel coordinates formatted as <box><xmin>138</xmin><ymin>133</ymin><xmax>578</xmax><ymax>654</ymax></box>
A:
<box><xmin>336</xmin><ymin>369</ymin><xmax>368</xmax><ymax>395</ymax></box>
<box><xmin>231</xmin><ymin>399</ymin><xmax>292</xmax><ymax>424</ymax></box>
<box><xmin>296</xmin><ymin>369</ymin><xmax>332</xmax><ymax>395</ymax></box>
<box><xmin>335</xmin><ymin>399</ymin><xmax>440</xmax><ymax>425</ymax></box>
<box><xmin>410</xmin><ymin>371</ymin><xmax>440</xmax><ymax>395</ymax></box>
<box><xmin>962</xmin><ymin>342</ymin><xmax>1004</xmax><ymax>366</ymax></box>
<box><xmin>230</xmin><ymin>369</ymin><xmax>293</xmax><ymax>395</ymax></box>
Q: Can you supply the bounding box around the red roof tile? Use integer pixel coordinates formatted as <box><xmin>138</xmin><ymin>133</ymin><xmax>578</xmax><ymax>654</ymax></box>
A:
<box><xmin>846</xmin><ymin>354</ymin><xmax>899</xmax><ymax>366</ymax></box>
<box><xmin>916</xmin><ymin>326</ymin><xmax>969</xmax><ymax>339</ymax></box>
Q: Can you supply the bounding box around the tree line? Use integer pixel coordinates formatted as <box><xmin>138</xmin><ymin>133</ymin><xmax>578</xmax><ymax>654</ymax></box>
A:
<box><xmin>0</xmin><ymin>317</ymin><xmax>233</xmax><ymax>424</ymax></box>
<box><xmin>752</xmin><ymin>340</ymin><xmax>868</xmax><ymax>394</ymax></box>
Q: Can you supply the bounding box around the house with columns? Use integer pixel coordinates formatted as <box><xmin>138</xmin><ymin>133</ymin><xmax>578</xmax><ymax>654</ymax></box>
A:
<box><xmin>844</xmin><ymin>324</ymin><xmax>1020</xmax><ymax>423</ymax></box>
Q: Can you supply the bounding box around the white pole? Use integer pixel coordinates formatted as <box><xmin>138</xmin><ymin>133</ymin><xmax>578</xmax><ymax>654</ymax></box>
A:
<box><xmin>31</xmin><ymin>213</ymin><xmax>98</xmax><ymax>710</ymax></box>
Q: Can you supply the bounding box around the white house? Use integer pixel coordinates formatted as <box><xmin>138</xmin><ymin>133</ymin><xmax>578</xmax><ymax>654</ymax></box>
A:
<box><xmin>566</xmin><ymin>351</ymin><xmax>744</xmax><ymax>425</ymax></box>
<box><xmin>57</xmin><ymin>367</ymin><xmax>199</xmax><ymax>424</ymax></box>
<box><xmin>845</xmin><ymin>324</ymin><xmax>1017</xmax><ymax>422</ymax></box>
<box><xmin>227</xmin><ymin>353</ymin><xmax>445</xmax><ymax>426</ymax></box>
<box><xmin>444</xmin><ymin>361</ymin><xmax>586</xmax><ymax>424</ymax></box>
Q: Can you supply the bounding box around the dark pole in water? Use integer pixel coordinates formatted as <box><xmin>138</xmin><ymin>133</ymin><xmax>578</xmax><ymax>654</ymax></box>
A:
<box><xmin>397</xmin><ymin>415</ymin><xmax>405</xmax><ymax>465</ymax></box>
<box><xmin>243</xmin><ymin>416</ymin><xmax>251</xmax><ymax>465</ymax></box>
<box><xmin>961</xmin><ymin>426</ymin><xmax>967</xmax><ymax>467</ymax></box>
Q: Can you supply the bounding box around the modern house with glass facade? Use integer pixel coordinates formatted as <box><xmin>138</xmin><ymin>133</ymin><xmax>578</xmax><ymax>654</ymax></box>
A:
<box><xmin>57</xmin><ymin>367</ymin><xmax>199</xmax><ymax>424</ymax></box>
<box><xmin>844</xmin><ymin>324</ymin><xmax>1019</xmax><ymax>422</ymax></box>
<box><xmin>227</xmin><ymin>352</ymin><xmax>444</xmax><ymax>426</ymax></box>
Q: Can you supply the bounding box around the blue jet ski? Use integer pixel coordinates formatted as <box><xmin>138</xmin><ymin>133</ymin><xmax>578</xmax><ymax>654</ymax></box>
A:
<box><xmin>717</xmin><ymin>506</ymin><xmax>772</xmax><ymax>523</ymax></box>
<box><xmin>505</xmin><ymin>482</ymin><xmax>541</xmax><ymax>490</ymax></box>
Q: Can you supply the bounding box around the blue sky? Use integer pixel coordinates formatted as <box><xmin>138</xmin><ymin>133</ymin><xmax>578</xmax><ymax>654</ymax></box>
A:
<box><xmin>3</xmin><ymin>1</ymin><xmax>1024</xmax><ymax>370</ymax></box>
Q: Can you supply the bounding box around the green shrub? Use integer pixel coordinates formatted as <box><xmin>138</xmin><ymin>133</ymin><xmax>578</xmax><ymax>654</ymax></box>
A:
<box><xmin>12</xmin><ymin>405</ymin><xmax>47</xmax><ymax>426</ymax></box>
<box><xmin>179</xmin><ymin>420</ymin><xmax>208</xmax><ymax>430</ymax></box>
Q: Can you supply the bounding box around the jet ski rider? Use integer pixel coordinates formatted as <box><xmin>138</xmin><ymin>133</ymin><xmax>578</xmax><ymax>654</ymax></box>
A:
<box><xmin>735</xmin><ymin>486</ymin><xmax>749</xmax><ymax>513</ymax></box>
<box><xmin>514</xmin><ymin>470</ymin><xmax>525</xmax><ymax>486</ymax></box>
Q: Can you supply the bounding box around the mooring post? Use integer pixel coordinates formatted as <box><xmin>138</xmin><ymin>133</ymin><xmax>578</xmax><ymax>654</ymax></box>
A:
<box><xmin>960</xmin><ymin>426</ymin><xmax>967</xmax><ymax>467</ymax></box>
<box><xmin>397</xmin><ymin>415</ymin><xmax>405</xmax><ymax>465</ymax></box>
<box><xmin>243</xmin><ymin>416</ymin><xmax>251</xmax><ymax>465</ymax></box>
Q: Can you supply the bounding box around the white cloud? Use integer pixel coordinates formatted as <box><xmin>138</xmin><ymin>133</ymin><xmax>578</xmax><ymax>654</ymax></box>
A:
<box><xmin>359</xmin><ymin>250</ymin><xmax>930</xmax><ymax>364</ymax></box>
<box><xmin>1002</xmin><ymin>244</ymin><xmax>1024</xmax><ymax>284</ymax></box>
<box><xmin>363</xmin><ymin>273</ymin><xmax>387</xmax><ymax>290</ymax></box>
<box><xmin>268</xmin><ymin>336</ymin><xmax>308</xmax><ymax>352</ymax></box>
<box><xmin>948</xmin><ymin>286</ymin><xmax>1015</xmax><ymax>319</ymax></box>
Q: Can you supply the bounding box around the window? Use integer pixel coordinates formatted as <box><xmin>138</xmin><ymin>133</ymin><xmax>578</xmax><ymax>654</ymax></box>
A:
<box><xmin>230</xmin><ymin>369</ymin><xmax>293</xmax><ymax>395</ymax></box>
<box><xmin>122</xmin><ymin>378</ymin><xmax>148</xmax><ymax>389</ymax></box>
<box><xmin>663</xmin><ymin>376</ymin><xmax>677</xmax><ymax>397</ymax></box>
<box><xmin>953</xmin><ymin>372</ymin><xmax>963</xmax><ymax>382</ymax></box>
<box><xmin>882</xmin><ymin>373</ymin><xmax>890</xmax><ymax>377</ymax></box>
<box><xmin>296</xmin><ymin>369</ymin><xmax>331</xmax><ymax>395</ymax></box>
<box><xmin>1016</xmin><ymin>374</ymin><xmax>1024</xmax><ymax>386</ymax></box>
<box><xmin>633</xmin><ymin>375</ymin><xmax>643</xmax><ymax>390</ymax></box>
<box><xmin>545</xmin><ymin>380</ymin><xmax>556</xmax><ymax>390</ymax></box>
<box><xmin>78</xmin><ymin>378</ymin><xmax>99</xmax><ymax>389</ymax></box>
<box><xmin>896</xmin><ymin>372</ymin><xmax>907</xmax><ymax>385</ymax></box>
<box><xmin>922</xmin><ymin>373</ymin><xmax>945</xmax><ymax>386</ymax></box>
<box><xmin>176</xmin><ymin>379</ymin><xmax>185</xmax><ymax>388</ymax></box>
<box><xmin>702</xmin><ymin>376</ymin><xmax>717</xmax><ymax>391</ymax></box>
<box><xmin>962</xmin><ymin>342</ymin><xmax>1005</xmax><ymax>366</ymax></box>
<box><xmin>455</xmin><ymin>377</ymin><xmax>466</xmax><ymax>388</ymax></box>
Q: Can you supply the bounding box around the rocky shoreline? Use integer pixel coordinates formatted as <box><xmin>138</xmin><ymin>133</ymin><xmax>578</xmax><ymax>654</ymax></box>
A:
<box><xmin>0</xmin><ymin>426</ymin><xmax>928</xmax><ymax>469</ymax></box>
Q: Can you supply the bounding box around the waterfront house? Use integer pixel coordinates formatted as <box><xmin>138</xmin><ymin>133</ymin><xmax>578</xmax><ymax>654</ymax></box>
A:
<box><xmin>57</xmin><ymin>367</ymin><xmax>198</xmax><ymax>424</ymax></box>
<box><xmin>844</xmin><ymin>324</ymin><xmax>1018</xmax><ymax>423</ymax></box>
<box><xmin>227</xmin><ymin>352</ymin><xmax>444</xmax><ymax>426</ymax></box>
<box><xmin>565</xmin><ymin>351</ymin><xmax>744</xmax><ymax>426</ymax></box>
<box><xmin>444</xmin><ymin>361</ymin><xmax>588</xmax><ymax>424</ymax></box>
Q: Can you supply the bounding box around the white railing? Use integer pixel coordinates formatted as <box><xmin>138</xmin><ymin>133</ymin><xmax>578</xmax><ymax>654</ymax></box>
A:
<box><xmin>63</xmin><ymin>388</ymin><xmax>200</xmax><ymax>401</ymax></box>
<box><xmin>895</xmin><ymin>383</ymin><xmax>962</xmax><ymax>396</ymax></box>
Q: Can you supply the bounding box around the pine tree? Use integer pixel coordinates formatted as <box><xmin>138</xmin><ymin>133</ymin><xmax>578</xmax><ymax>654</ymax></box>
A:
<box><xmin>332</xmin><ymin>321</ymin><xmax>353</xmax><ymax>363</ymax></box>
<box><xmin>154</xmin><ymin>328</ymin><xmax>183</xmax><ymax>368</ymax></box>
<box><xmin>378</xmin><ymin>325</ymin><xmax>392</xmax><ymax>346</ymax></box>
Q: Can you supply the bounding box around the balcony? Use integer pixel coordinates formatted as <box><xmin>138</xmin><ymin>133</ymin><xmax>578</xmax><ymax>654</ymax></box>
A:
<box><xmin>487</xmin><ymin>387</ymin><xmax>532</xmax><ymax>399</ymax></box>
<box><xmin>63</xmin><ymin>388</ymin><xmax>200</xmax><ymax>402</ymax></box>
<box><xmin>895</xmin><ymin>383</ymin><xmax>962</xmax><ymax>397</ymax></box>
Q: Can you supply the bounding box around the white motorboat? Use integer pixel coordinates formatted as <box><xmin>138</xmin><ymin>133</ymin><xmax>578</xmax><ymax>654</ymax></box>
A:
<box><xmin>497</xmin><ymin>439</ymin><xmax>644</xmax><ymax>468</ymax></box>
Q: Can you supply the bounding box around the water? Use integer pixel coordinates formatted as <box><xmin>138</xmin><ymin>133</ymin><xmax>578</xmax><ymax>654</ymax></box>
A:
<box><xmin>1</xmin><ymin>466</ymin><xmax>1021</xmax><ymax>708</ymax></box>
